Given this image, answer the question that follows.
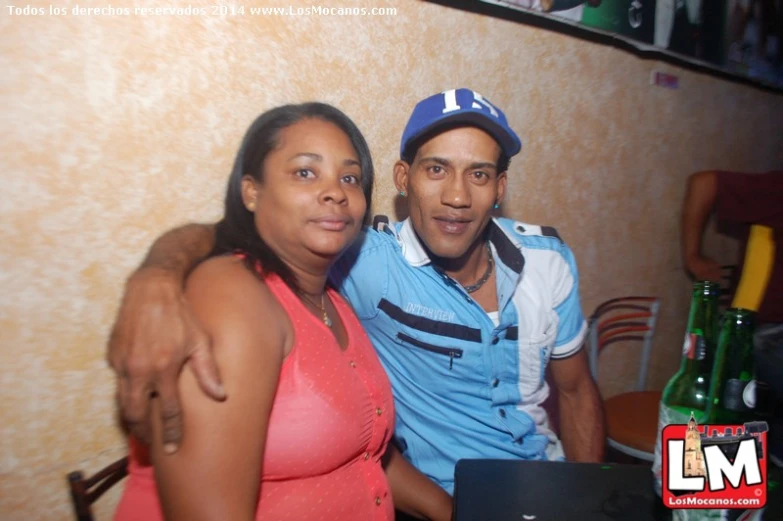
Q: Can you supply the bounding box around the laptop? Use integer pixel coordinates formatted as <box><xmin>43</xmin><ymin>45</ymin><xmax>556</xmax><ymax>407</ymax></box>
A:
<box><xmin>453</xmin><ymin>459</ymin><xmax>663</xmax><ymax>521</ymax></box>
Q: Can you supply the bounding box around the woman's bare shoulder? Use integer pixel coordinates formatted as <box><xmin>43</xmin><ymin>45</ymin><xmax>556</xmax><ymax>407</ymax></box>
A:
<box><xmin>186</xmin><ymin>256</ymin><xmax>289</xmax><ymax>353</ymax></box>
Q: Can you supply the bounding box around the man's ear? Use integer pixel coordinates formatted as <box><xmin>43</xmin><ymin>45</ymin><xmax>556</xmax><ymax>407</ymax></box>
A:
<box><xmin>496</xmin><ymin>171</ymin><xmax>508</xmax><ymax>207</ymax></box>
<box><xmin>393</xmin><ymin>160</ymin><xmax>410</xmax><ymax>196</ymax></box>
<box><xmin>240</xmin><ymin>175</ymin><xmax>259</xmax><ymax>211</ymax></box>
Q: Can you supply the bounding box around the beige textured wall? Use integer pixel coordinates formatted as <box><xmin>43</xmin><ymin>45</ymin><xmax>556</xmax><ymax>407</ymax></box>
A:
<box><xmin>1</xmin><ymin>1</ymin><xmax>781</xmax><ymax>519</ymax></box>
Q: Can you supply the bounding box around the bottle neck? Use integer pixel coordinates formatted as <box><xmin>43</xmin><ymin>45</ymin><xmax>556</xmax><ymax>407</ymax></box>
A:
<box><xmin>681</xmin><ymin>281</ymin><xmax>720</xmax><ymax>369</ymax></box>
<box><xmin>722</xmin><ymin>307</ymin><xmax>755</xmax><ymax>333</ymax></box>
<box><xmin>712</xmin><ymin>308</ymin><xmax>756</xmax><ymax>378</ymax></box>
<box><xmin>679</xmin><ymin>355</ymin><xmax>712</xmax><ymax>374</ymax></box>
<box><xmin>705</xmin><ymin>308</ymin><xmax>757</xmax><ymax>422</ymax></box>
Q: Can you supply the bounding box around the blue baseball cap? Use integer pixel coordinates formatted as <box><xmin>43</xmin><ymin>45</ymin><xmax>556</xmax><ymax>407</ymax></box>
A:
<box><xmin>400</xmin><ymin>88</ymin><xmax>522</xmax><ymax>159</ymax></box>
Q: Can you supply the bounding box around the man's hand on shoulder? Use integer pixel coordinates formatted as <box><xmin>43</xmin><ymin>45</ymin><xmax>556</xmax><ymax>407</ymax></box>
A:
<box><xmin>107</xmin><ymin>267</ymin><xmax>225</xmax><ymax>453</ymax></box>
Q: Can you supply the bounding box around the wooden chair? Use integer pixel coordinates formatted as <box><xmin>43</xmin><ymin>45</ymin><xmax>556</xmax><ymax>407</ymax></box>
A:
<box><xmin>67</xmin><ymin>456</ymin><xmax>128</xmax><ymax>521</ymax></box>
<box><xmin>588</xmin><ymin>296</ymin><xmax>661</xmax><ymax>462</ymax></box>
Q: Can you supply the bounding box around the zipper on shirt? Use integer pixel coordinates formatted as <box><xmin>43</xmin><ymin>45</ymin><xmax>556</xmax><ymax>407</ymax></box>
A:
<box><xmin>397</xmin><ymin>332</ymin><xmax>464</xmax><ymax>370</ymax></box>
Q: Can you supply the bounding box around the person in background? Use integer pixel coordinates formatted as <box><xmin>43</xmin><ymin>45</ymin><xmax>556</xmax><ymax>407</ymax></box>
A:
<box><xmin>504</xmin><ymin>0</ymin><xmax>602</xmax><ymax>22</ymax></box>
<box><xmin>107</xmin><ymin>88</ymin><xmax>605</xmax><ymax>497</ymax></box>
<box><xmin>112</xmin><ymin>102</ymin><xmax>451</xmax><ymax>521</ymax></box>
<box><xmin>681</xmin><ymin>169</ymin><xmax>783</xmax><ymax>464</ymax></box>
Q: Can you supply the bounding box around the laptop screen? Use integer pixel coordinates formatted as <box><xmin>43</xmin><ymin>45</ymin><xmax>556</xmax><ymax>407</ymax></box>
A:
<box><xmin>453</xmin><ymin>459</ymin><xmax>661</xmax><ymax>521</ymax></box>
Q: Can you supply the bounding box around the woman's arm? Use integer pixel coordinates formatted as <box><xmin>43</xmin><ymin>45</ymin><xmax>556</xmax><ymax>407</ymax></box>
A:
<box><xmin>108</xmin><ymin>222</ymin><xmax>222</xmax><ymax>450</ymax></box>
<box><xmin>149</xmin><ymin>256</ymin><xmax>288</xmax><ymax>521</ymax></box>
<box><xmin>383</xmin><ymin>444</ymin><xmax>453</xmax><ymax>521</ymax></box>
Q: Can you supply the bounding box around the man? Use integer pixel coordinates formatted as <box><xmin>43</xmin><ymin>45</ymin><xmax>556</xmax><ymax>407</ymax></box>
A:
<box><xmin>682</xmin><ymin>170</ymin><xmax>782</xmax><ymax>339</ymax></box>
<box><xmin>109</xmin><ymin>88</ymin><xmax>605</xmax><ymax>494</ymax></box>
<box><xmin>655</xmin><ymin>0</ymin><xmax>703</xmax><ymax>48</ymax></box>
<box><xmin>681</xmin><ymin>169</ymin><xmax>783</xmax><ymax>463</ymax></box>
<box><xmin>500</xmin><ymin>1</ymin><xmax>602</xmax><ymax>23</ymax></box>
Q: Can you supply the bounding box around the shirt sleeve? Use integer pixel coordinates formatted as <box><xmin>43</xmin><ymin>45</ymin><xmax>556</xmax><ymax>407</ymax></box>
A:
<box><xmin>550</xmin><ymin>241</ymin><xmax>588</xmax><ymax>359</ymax></box>
<box><xmin>716</xmin><ymin>171</ymin><xmax>783</xmax><ymax>228</ymax></box>
<box><xmin>328</xmin><ymin>227</ymin><xmax>390</xmax><ymax>321</ymax></box>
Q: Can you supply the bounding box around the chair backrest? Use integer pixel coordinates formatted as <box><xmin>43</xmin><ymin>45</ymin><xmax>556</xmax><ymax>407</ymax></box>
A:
<box><xmin>67</xmin><ymin>456</ymin><xmax>128</xmax><ymax>521</ymax></box>
<box><xmin>588</xmin><ymin>296</ymin><xmax>661</xmax><ymax>392</ymax></box>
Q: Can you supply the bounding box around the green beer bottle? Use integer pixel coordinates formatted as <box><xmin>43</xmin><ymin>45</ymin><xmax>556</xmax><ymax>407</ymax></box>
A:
<box><xmin>666</xmin><ymin>309</ymin><xmax>761</xmax><ymax>521</ymax></box>
<box><xmin>653</xmin><ymin>281</ymin><xmax>720</xmax><ymax>497</ymax></box>
<box><xmin>705</xmin><ymin>308</ymin><xmax>757</xmax><ymax>425</ymax></box>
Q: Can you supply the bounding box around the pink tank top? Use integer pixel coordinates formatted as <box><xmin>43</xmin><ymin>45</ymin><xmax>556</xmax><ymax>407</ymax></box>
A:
<box><xmin>114</xmin><ymin>266</ymin><xmax>396</xmax><ymax>521</ymax></box>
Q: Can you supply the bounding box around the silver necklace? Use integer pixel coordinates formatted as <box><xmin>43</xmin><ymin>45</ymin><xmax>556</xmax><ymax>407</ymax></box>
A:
<box><xmin>463</xmin><ymin>242</ymin><xmax>494</xmax><ymax>294</ymax></box>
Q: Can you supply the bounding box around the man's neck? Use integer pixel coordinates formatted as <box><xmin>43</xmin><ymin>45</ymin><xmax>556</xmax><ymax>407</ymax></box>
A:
<box><xmin>431</xmin><ymin>237</ymin><xmax>491</xmax><ymax>288</ymax></box>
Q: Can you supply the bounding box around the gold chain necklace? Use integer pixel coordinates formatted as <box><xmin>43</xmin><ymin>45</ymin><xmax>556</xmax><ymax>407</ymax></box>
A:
<box><xmin>303</xmin><ymin>292</ymin><xmax>332</xmax><ymax>328</ymax></box>
<box><xmin>319</xmin><ymin>293</ymin><xmax>333</xmax><ymax>328</ymax></box>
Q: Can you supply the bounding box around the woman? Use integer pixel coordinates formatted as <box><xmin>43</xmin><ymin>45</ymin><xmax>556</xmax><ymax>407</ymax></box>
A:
<box><xmin>114</xmin><ymin>103</ymin><xmax>451</xmax><ymax>521</ymax></box>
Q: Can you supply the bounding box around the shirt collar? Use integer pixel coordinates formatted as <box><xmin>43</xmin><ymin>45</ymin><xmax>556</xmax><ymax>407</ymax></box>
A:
<box><xmin>399</xmin><ymin>218</ymin><xmax>430</xmax><ymax>267</ymax></box>
<box><xmin>399</xmin><ymin>217</ymin><xmax>525</xmax><ymax>274</ymax></box>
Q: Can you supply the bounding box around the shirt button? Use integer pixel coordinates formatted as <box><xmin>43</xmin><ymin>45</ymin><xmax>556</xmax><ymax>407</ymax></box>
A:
<box><xmin>499</xmin><ymin>409</ymin><xmax>506</xmax><ymax>418</ymax></box>
<box><xmin>376</xmin><ymin>407</ymin><xmax>383</xmax><ymax>416</ymax></box>
<box><xmin>349</xmin><ymin>360</ymin><xmax>356</xmax><ymax>368</ymax></box>
<box><xmin>364</xmin><ymin>452</ymin><xmax>370</xmax><ymax>460</ymax></box>
<box><xmin>492</xmin><ymin>378</ymin><xmax>499</xmax><ymax>387</ymax></box>
<box><xmin>375</xmin><ymin>496</ymin><xmax>382</xmax><ymax>506</ymax></box>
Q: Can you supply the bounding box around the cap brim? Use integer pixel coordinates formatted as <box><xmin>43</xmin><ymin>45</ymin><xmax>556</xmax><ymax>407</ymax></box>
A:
<box><xmin>404</xmin><ymin>110</ymin><xmax>522</xmax><ymax>158</ymax></box>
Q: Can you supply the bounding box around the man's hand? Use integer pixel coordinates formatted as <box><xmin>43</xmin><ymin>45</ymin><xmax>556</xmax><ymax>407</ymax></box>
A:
<box><xmin>107</xmin><ymin>268</ymin><xmax>225</xmax><ymax>453</ymax></box>
<box><xmin>685</xmin><ymin>254</ymin><xmax>722</xmax><ymax>282</ymax></box>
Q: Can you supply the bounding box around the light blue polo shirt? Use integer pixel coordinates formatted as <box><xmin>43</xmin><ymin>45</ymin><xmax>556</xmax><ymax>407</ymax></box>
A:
<box><xmin>329</xmin><ymin>217</ymin><xmax>587</xmax><ymax>494</ymax></box>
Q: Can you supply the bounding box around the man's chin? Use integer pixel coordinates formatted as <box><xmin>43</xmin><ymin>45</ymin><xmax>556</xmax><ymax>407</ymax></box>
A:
<box><xmin>422</xmin><ymin>237</ymin><xmax>475</xmax><ymax>261</ymax></box>
<box><xmin>416</xmin><ymin>223</ymin><xmax>480</xmax><ymax>260</ymax></box>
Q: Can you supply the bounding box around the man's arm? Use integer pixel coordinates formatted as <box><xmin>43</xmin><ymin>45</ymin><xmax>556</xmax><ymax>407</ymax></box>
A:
<box><xmin>138</xmin><ymin>222</ymin><xmax>218</xmax><ymax>274</ymax></box>
<box><xmin>546</xmin><ymin>239</ymin><xmax>604</xmax><ymax>460</ymax></box>
<box><xmin>107</xmin><ymin>222</ymin><xmax>221</xmax><ymax>452</ymax></box>
<box><xmin>382</xmin><ymin>444</ymin><xmax>452</xmax><ymax>521</ymax></box>
<box><xmin>550</xmin><ymin>349</ymin><xmax>605</xmax><ymax>462</ymax></box>
<box><xmin>681</xmin><ymin>171</ymin><xmax>722</xmax><ymax>281</ymax></box>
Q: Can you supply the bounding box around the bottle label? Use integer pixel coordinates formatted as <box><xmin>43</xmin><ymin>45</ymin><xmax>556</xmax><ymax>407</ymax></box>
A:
<box><xmin>682</xmin><ymin>333</ymin><xmax>706</xmax><ymax>360</ymax></box>
<box><xmin>722</xmin><ymin>379</ymin><xmax>752</xmax><ymax>412</ymax></box>
<box><xmin>742</xmin><ymin>380</ymin><xmax>756</xmax><ymax>409</ymax></box>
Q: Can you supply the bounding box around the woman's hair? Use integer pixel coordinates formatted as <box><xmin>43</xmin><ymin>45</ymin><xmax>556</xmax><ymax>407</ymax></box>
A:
<box><xmin>211</xmin><ymin>102</ymin><xmax>374</xmax><ymax>293</ymax></box>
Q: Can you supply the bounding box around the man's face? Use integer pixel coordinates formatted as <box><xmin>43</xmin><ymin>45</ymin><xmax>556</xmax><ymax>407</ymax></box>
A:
<box><xmin>395</xmin><ymin>126</ymin><xmax>507</xmax><ymax>260</ymax></box>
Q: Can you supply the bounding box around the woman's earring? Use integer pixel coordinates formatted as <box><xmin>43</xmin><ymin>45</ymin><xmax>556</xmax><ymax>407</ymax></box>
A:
<box><xmin>399</xmin><ymin>190</ymin><xmax>406</xmax><ymax>197</ymax></box>
<box><xmin>493</xmin><ymin>203</ymin><xmax>500</xmax><ymax>209</ymax></box>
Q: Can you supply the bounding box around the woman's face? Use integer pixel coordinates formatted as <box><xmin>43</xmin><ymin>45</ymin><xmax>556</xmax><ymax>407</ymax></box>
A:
<box><xmin>242</xmin><ymin>118</ymin><xmax>367</xmax><ymax>268</ymax></box>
